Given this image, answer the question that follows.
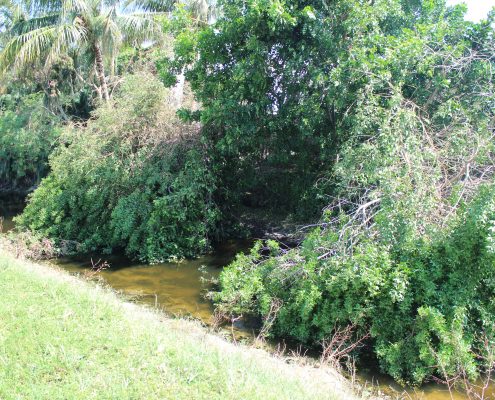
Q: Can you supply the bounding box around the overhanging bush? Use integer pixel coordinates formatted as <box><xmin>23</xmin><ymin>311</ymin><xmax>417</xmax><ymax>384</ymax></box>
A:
<box><xmin>16</xmin><ymin>72</ymin><xmax>220</xmax><ymax>262</ymax></box>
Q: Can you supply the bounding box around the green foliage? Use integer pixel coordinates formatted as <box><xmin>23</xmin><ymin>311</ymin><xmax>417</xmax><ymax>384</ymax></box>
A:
<box><xmin>213</xmin><ymin>0</ymin><xmax>495</xmax><ymax>386</ymax></box>
<box><xmin>0</xmin><ymin>91</ymin><xmax>61</xmax><ymax>190</ymax></box>
<box><xmin>155</xmin><ymin>4</ymin><xmax>202</xmax><ymax>88</ymax></box>
<box><xmin>216</xmin><ymin>186</ymin><xmax>495</xmax><ymax>385</ymax></box>
<box><xmin>166</xmin><ymin>0</ymin><xmax>494</xmax><ymax>219</ymax></box>
<box><xmin>16</xmin><ymin>72</ymin><xmax>220</xmax><ymax>262</ymax></box>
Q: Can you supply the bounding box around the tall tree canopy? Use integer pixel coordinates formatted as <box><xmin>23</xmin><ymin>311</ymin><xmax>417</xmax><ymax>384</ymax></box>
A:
<box><xmin>195</xmin><ymin>0</ymin><xmax>495</xmax><ymax>386</ymax></box>
<box><xmin>179</xmin><ymin>0</ymin><xmax>487</xmax><ymax>216</ymax></box>
<box><xmin>0</xmin><ymin>0</ymin><xmax>164</xmax><ymax>100</ymax></box>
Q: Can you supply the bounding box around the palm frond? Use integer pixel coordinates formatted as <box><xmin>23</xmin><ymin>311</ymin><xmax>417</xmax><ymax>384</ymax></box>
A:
<box><xmin>45</xmin><ymin>23</ymin><xmax>87</xmax><ymax>66</ymax></box>
<box><xmin>117</xmin><ymin>13</ymin><xmax>160</xmax><ymax>44</ymax></box>
<box><xmin>0</xmin><ymin>26</ymin><xmax>55</xmax><ymax>72</ymax></box>
<box><xmin>60</xmin><ymin>0</ymin><xmax>90</xmax><ymax>19</ymax></box>
<box><xmin>0</xmin><ymin>22</ymin><xmax>86</xmax><ymax>73</ymax></box>
<box><xmin>92</xmin><ymin>11</ymin><xmax>122</xmax><ymax>58</ymax></box>
<box><xmin>25</xmin><ymin>0</ymin><xmax>63</xmax><ymax>15</ymax></box>
<box><xmin>124</xmin><ymin>0</ymin><xmax>175</xmax><ymax>13</ymax></box>
<box><xmin>10</xmin><ymin>13</ymin><xmax>60</xmax><ymax>35</ymax></box>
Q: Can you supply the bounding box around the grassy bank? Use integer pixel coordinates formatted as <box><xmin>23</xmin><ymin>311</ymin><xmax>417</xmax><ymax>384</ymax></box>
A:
<box><xmin>0</xmin><ymin>250</ymin><xmax>354</xmax><ymax>400</ymax></box>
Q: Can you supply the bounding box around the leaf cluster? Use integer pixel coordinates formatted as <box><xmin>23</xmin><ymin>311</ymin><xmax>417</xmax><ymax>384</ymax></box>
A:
<box><xmin>16</xmin><ymin>71</ymin><xmax>220</xmax><ymax>261</ymax></box>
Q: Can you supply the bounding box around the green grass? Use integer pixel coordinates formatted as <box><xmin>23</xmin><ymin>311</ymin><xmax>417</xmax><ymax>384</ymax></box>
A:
<box><xmin>0</xmin><ymin>251</ymin><xmax>353</xmax><ymax>400</ymax></box>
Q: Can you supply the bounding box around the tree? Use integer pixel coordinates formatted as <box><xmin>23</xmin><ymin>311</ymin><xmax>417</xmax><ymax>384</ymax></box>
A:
<box><xmin>184</xmin><ymin>0</ymin><xmax>450</xmax><ymax>216</ymax></box>
<box><xmin>16</xmin><ymin>70</ymin><xmax>220</xmax><ymax>262</ymax></box>
<box><xmin>0</xmin><ymin>0</ymin><xmax>163</xmax><ymax>100</ymax></box>
<box><xmin>207</xmin><ymin>0</ymin><xmax>495</xmax><ymax>385</ymax></box>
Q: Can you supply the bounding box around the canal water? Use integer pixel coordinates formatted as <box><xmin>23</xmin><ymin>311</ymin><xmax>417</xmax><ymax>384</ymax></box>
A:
<box><xmin>53</xmin><ymin>240</ymin><xmax>251</xmax><ymax>325</ymax></box>
<box><xmin>0</xmin><ymin>195</ymin><xmax>490</xmax><ymax>399</ymax></box>
<box><xmin>0</xmin><ymin>195</ymin><xmax>23</xmax><ymax>232</ymax></box>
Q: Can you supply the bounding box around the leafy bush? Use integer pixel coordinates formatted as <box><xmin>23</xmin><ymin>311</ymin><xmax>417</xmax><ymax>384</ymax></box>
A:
<box><xmin>16</xmin><ymin>72</ymin><xmax>220</xmax><ymax>262</ymax></box>
<box><xmin>216</xmin><ymin>185</ymin><xmax>495</xmax><ymax>385</ymax></box>
<box><xmin>0</xmin><ymin>92</ymin><xmax>61</xmax><ymax>190</ymax></box>
<box><xmin>213</xmin><ymin>0</ymin><xmax>495</xmax><ymax>386</ymax></box>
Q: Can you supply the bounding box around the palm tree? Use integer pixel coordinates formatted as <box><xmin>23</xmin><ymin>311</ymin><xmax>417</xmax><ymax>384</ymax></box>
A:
<box><xmin>0</xmin><ymin>0</ymin><xmax>17</xmax><ymax>43</ymax></box>
<box><xmin>0</xmin><ymin>0</ymin><xmax>164</xmax><ymax>100</ymax></box>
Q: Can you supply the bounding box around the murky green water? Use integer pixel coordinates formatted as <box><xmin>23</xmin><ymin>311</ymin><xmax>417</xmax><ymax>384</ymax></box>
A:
<box><xmin>1</xmin><ymin>196</ymin><xmax>489</xmax><ymax>399</ymax></box>
<box><xmin>0</xmin><ymin>195</ymin><xmax>24</xmax><ymax>233</ymax></box>
<box><xmin>53</xmin><ymin>241</ymin><xmax>251</xmax><ymax>324</ymax></box>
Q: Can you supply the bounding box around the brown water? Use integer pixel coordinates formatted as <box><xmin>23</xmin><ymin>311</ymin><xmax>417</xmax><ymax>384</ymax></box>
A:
<box><xmin>0</xmin><ymin>195</ymin><xmax>24</xmax><ymax>233</ymax></box>
<box><xmin>361</xmin><ymin>371</ymin><xmax>494</xmax><ymax>399</ymax></box>
<box><xmin>1</xmin><ymin>197</ymin><xmax>490</xmax><ymax>399</ymax></box>
<box><xmin>52</xmin><ymin>241</ymin><xmax>252</xmax><ymax>325</ymax></box>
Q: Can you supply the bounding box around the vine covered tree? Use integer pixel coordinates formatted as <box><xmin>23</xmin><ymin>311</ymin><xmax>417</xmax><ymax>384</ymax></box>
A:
<box><xmin>196</xmin><ymin>0</ymin><xmax>495</xmax><ymax>386</ymax></box>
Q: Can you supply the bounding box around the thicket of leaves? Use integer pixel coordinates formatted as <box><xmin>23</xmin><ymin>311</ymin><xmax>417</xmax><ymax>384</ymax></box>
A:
<box><xmin>16</xmin><ymin>72</ymin><xmax>220</xmax><ymax>262</ymax></box>
<box><xmin>217</xmin><ymin>186</ymin><xmax>495</xmax><ymax>385</ymax></box>
<box><xmin>212</xmin><ymin>0</ymin><xmax>495</xmax><ymax>385</ymax></box>
<box><xmin>178</xmin><ymin>0</ymin><xmax>492</xmax><ymax>218</ymax></box>
<box><xmin>0</xmin><ymin>89</ymin><xmax>61</xmax><ymax>191</ymax></box>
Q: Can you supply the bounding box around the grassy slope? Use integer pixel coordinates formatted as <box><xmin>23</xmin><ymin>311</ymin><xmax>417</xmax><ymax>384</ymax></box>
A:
<box><xmin>0</xmin><ymin>251</ymin><xmax>354</xmax><ymax>400</ymax></box>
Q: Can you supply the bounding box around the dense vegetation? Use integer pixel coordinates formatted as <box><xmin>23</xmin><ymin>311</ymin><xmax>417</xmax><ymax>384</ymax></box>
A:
<box><xmin>2</xmin><ymin>0</ymin><xmax>495</xmax><ymax>388</ymax></box>
<box><xmin>0</xmin><ymin>90</ymin><xmax>61</xmax><ymax>191</ymax></box>
<box><xmin>217</xmin><ymin>187</ymin><xmax>495</xmax><ymax>385</ymax></box>
<box><xmin>17</xmin><ymin>72</ymin><xmax>220</xmax><ymax>261</ymax></box>
<box><xmin>210</xmin><ymin>0</ymin><xmax>495</xmax><ymax>386</ymax></box>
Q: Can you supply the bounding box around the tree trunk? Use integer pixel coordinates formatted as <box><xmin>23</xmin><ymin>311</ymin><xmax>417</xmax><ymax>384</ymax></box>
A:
<box><xmin>93</xmin><ymin>43</ymin><xmax>109</xmax><ymax>101</ymax></box>
<box><xmin>173</xmin><ymin>67</ymin><xmax>186</xmax><ymax>108</ymax></box>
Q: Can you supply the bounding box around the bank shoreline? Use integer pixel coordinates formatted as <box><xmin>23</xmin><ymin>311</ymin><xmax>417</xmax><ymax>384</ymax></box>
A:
<box><xmin>0</xmin><ymin>249</ymin><xmax>360</xmax><ymax>400</ymax></box>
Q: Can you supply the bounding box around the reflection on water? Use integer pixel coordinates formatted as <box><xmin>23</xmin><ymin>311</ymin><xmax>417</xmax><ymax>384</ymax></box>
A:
<box><xmin>53</xmin><ymin>240</ymin><xmax>251</xmax><ymax>324</ymax></box>
<box><xmin>0</xmin><ymin>195</ymin><xmax>488</xmax><ymax>399</ymax></box>
<box><xmin>0</xmin><ymin>194</ymin><xmax>24</xmax><ymax>232</ymax></box>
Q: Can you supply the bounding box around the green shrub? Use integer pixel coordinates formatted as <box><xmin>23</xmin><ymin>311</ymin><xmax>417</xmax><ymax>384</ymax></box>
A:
<box><xmin>215</xmin><ymin>185</ymin><xmax>495</xmax><ymax>385</ymax></box>
<box><xmin>16</xmin><ymin>72</ymin><xmax>220</xmax><ymax>262</ymax></box>
<box><xmin>0</xmin><ymin>93</ymin><xmax>61</xmax><ymax>190</ymax></box>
